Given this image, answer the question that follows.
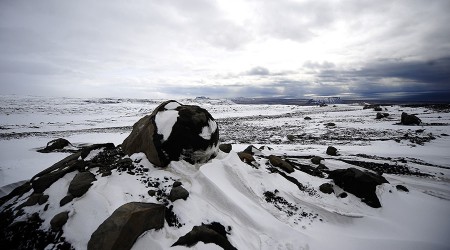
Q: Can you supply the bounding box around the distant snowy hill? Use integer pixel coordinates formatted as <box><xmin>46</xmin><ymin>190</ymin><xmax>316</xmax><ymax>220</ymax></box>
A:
<box><xmin>306</xmin><ymin>97</ymin><xmax>342</xmax><ymax>105</ymax></box>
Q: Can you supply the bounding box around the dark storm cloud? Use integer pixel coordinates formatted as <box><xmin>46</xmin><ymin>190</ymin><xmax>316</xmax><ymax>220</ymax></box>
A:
<box><xmin>318</xmin><ymin>57</ymin><xmax>450</xmax><ymax>86</ymax></box>
<box><xmin>315</xmin><ymin>57</ymin><xmax>450</xmax><ymax>100</ymax></box>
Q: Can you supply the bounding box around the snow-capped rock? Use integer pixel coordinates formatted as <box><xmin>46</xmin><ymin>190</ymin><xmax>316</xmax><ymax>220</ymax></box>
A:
<box><xmin>122</xmin><ymin>100</ymin><xmax>219</xmax><ymax>167</ymax></box>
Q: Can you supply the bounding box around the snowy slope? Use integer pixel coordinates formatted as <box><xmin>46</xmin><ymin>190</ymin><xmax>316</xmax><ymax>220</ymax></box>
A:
<box><xmin>1</xmin><ymin>97</ymin><xmax>450</xmax><ymax>249</ymax></box>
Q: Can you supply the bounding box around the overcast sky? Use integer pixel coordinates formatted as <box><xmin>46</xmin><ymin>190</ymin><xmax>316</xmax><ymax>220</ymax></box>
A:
<box><xmin>1</xmin><ymin>0</ymin><xmax>449</xmax><ymax>100</ymax></box>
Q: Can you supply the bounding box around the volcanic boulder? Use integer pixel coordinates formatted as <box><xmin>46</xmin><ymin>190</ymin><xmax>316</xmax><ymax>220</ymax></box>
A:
<box><xmin>122</xmin><ymin>100</ymin><xmax>219</xmax><ymax>167</ymax></box>
<box><xmin>88</xmin><ymin>202</ymin><xmax>165</xmax><ymax>250</ymax></box>
<box><xmin>401</xmin><ymin>112</ymin><xmax>421</xmax><ymax>125</ymax></box>
<box><xmin>328</xmin><ymin>168</ymin><xmax>388</xmax><ymax>208</ymax></box>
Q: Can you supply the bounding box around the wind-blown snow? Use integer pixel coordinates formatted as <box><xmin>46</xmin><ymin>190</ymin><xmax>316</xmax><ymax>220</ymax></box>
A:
<box><xmin>164</xmin><ymin>102</ymin><xmax>181</xmax><ymax>110</ymax></box>
<box><xmin>1</xmin><ymin>96</ymin><xmax>450</xmax><ymax>249</ymax></box>
<box><xmin>10</xmin><ymin>150</ymin><xmax>448</xmax><ymax>250</ymax></box>
<box><xmin>155</xmin><ymin>110</ymin><xmax>179</xmax><ymax>142</ymax></box>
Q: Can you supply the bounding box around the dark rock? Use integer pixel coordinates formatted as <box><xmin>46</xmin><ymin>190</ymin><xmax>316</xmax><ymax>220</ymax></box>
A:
<box><xmin>19</xmin><ymin>193</ymin><xmax>43</xmax><ymax>208</ymax></box>
<box><xmin>31</xmin><ymin>152</ymin><xmax>82</xmax><ymax>193</ymax></box>
<box><xmin>287</xmin><ymin>160</ymin><xmax>325</xmax><ymax>178</ymax></box>
<box><xmin>80</xmin><ymin>143</ymin><xmax>115</xmax><ymax>159</ymax></box>
<box><xmin>328</xmin><ymin>168</ymin><xmax>388</xmax><ymax>208</ymax></box>
<box><xmin>165</xmin><ymin>205</ymin><xmax>182</xmax><ymax>228</ymax></box>
<box><xmin>401</xmin><ymin>112</ymin><xmax>421</xmax><ymax>125</ymax></box>
<box><xmin>243</xmin><ymin>145</ymin><xmax>262</xmax><ymax>155</ymax></box>
<box><xmin>376</xmin><ymin>112</ymin><xmax>389</xmax><ymax>119</ymax></box>
<box><xmin>172</xmin><ymin>222</ymin><xmax>237</xmax><ymax>250</ymax></box>
<box><xmin>122</xmin><ymin>100</ymin><xmax>219</xmax><ymax>167</ymax></box>
<box><xmin>268</xmin><ymin>155</ymin><xmax>294</xmax><ymax>173</ymax></box>
<box><xmin>259</xmin><ymin>146</ymin><xmax>273</xmax><ymax>150</ymax></box>
<box><xmin>311</xmin><ymin>156</ymin><xmax>324</xmax><ymax>165</ymax></box>
<box><xmin>396</xmin><ymin>185</ymin><xmax>409</xmax><ymax>192</ymax></box>
<box><xmin>326</xmin><ymin>146</ymin><xmax>338</xmax><ymax>156</ymax></box>
<box><xmin>237</xmin><ymin>152</ymin><xmax>255</xmax><ymax>164</ymax></box>
<box><xmin>319</xmin><ymin>183</ymin><xmax>334</xmax><ymax>194</ymax></box>
<box><xmin>339</xmin><ymin>192</ymin><xmax>348</xmax><ymax>198</ymax></box>
<box><xmin>317</xmin><ymin>164</ymin><xmax>329</xmax><ymax>171</ymax></box>
<box><xmin>169</xmin><ymin>186</ymin><xmax>189</xmax><ymax>202</ymax></box>
<box><xmin>68</xmin><ymin>172</ymin><xmax>96</xmax><ymax>198</ymax></box>
<box><xmin>173</xmin><ymin>181</ymin><xmax>182</xmax><ymax>187</ymax></box>
<box><xmin>286</xmin><ymin>135</ymin><xmax>295</xmax><ymax>141</ymax></box>
<box><xmin>147</xmin><ymin>190</ymin><xmax>156</xmax><ymax>196</ymax></box>
<box><xmin>363</xmin><ymin>104</ymin><xmax>379</xmax><ymax>110</ymax></box>
<box><xmin>325</xmin><ymin>122</ymin><xmax>336</xmax><ymax>127</ymax></box>
<box><xmin>374</xmin><ymin>107</ymin><xmax>382</xmax><ymax>111</ymax></box>
<box><xmin>219</xmin><ymin>144</ymin><xmax>232</xmax><ymax>153</ymax></box>
<box><xmin>304</xmin><ymin>116</ymin><xmax>312</xmax><ymax>120</ymax></box>
<box><xmin>60</xmin><ymin>194</ymin><xmax>74</xmax><ymax>207</ymax></box>
<box><xmin>38</xmin><ymin>138</ymin><xmax>71</xmax><ymax>153</ymax></box>
<box><xmin>38</xmin><ymin>195</ymin><xmax>49</xmax><ymax>205</ymax></box>
<box><xmin>88</xmin><ymin>202</ymin><xmax>165</xmax><ymax>250</ymax></box>
<box><xmin>50</xmin><ymin>211</ymin><xmax>69</xmax><ymax>230</ymax></box>
<box><xmin>0</xmin><ymin>181</ymin><xmax>32</xmax><ymax>206</ymax></box>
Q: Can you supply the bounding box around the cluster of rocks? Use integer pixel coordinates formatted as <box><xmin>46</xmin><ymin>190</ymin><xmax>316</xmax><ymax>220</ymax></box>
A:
<box><xmin>0</xmin><ymin>100</ymin><xmax>234</xmax><ymax>250</ymax></box>
<box><xmin>1</xmin><ymin>100</ymin><xmax>420</xmax><ymax>249</ymax></box>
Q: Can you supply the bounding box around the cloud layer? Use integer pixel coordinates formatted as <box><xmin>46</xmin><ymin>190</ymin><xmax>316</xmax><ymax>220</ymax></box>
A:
<box><xmin>1</xmin><ymin>0</ymin><xmax>449</xmax><ymax>100</ymax></box>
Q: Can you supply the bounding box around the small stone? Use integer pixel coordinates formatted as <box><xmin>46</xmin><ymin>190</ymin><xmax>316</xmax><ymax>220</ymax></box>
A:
<box><xmin>286</xmin><ymin>135</ymin><xmax>295</xmax><ymax>141</ymax></box>
<box><xmin>60</xmin><ymin>194</ymin><xmax>74</xmax><ymax>207</ymax></box>
<box><xmin>169</xmin><ymin>186</ymin><xmax>189</xmax><ymax>202</ymax></box>
<box><xmin>50</xmin><ymin>211</ymin><xmax>69</xmax><ymax>230</ymax></box>
<box><xmin>339</xmin><ymin>192</ymin><xmax>348</xmax><ymax>198</ymax></box>
<box><xmin>147</xmin><ymin>190</ymin><xmax>156</xmax><ymax>196</ymax></box>
<box><xmin>311</xmin><ymin>156</ymin><xmax>324</xmax><ymax>165</ymax></box>
<box><xmin>237</xmin><ymin>152</ymin><xmax>255</xmax><ymax>164</ymax></box>
<box><xmin>396</xmin><ymin>185</ymin><xmax>409</xmax><ymax>192</ymax></box>
<box><xmin>268</xmin><ymin>155</ymin><xmax>294</xmax><ymax>173</ymax></box>
<box><xmin>319</xmin><ymin>183</ymin><xmax>334</xmax><ymax>194</ymax></box>
<box><xmin>173</xmin><ymin>181</ymin><xmax>182</xmax><ymax>187</ymax></box>
<box><xmin>317</xmin><ymin>164</ymin><xmax>329</xmax><ymax>171</ymax></box>
<box><xmin>304</xmin><ymin>116</ymin><xmax>312</xmax><ymax>120</ymax></box>
<box><xmin>326</xmin><ymin>146</ymin><xmax>337</xmax><ymax>156</ymax></box>
<box><xmin>38</xmin><ymin>195</ymin><xmax>49</xmax><ymax>205</ymax></box>
<box><xmin>219</xmin><ymin>144</ymin><xmax>232</xmax><ymax>153</ymax></box>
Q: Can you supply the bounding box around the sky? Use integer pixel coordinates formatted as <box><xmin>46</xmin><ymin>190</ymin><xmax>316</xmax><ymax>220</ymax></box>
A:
<box><xmin>1</xmin><ymin>0</ymin><xmax>449</xmax><ymax>101</ymax></box>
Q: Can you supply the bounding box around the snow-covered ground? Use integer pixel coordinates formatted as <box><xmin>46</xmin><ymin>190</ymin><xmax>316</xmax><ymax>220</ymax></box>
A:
<box><xmin>1</xmin><ymin>96</ymin><xmax>450</xmax><ymax>249</ymax></box>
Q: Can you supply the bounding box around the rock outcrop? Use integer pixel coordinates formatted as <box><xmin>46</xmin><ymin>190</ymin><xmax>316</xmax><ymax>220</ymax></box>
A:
<box><xmin>37</xmin><ymin>138</ymin><xmax>71</xmax><ymax>153</ymax></box>
<box><xmin>328</xmin><ymin>168</ymin><xmax>388</xmax><ymax>208</ymax></box>
<box><xmin>122</xmin><ymin>100</ymin><xmax>219</xmax><ymax>167</ymax></box>
<box><xmin>268</xmin><ymin>155</ymin><xmax>294</xmax><ymax>173</ymax></box>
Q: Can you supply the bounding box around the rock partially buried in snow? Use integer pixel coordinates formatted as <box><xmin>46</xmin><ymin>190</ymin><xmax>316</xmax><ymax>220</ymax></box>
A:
<box><xmin>68</xmin><ymin>171</ymin><xmax>96</xmax><ymax>198</ymax></box>
<box><xmin>122</xmin><ymin>100</ymin><xmax>219</xmax><ymax>167</ymax></box>
<box><xmin>328</xmin><ymin>168</ymin><xmax>388</xmax><ymax>208</ymax></box>
<box><xmin>88</xmin><ymin>202</ymin><xmax>165</xmax><ymax>250</ymax></box>
<box><xmin>401</xmin><ymin>112</ymin><xmax>421</xmax><ymax>125</ymax></box>
<box><xmin>37</xmin><ymin>138</ymin><xmax>71</xmax><ymax>153</ymax></box>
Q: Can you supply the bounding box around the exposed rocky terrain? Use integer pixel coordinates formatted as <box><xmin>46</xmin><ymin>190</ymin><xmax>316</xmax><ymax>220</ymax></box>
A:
<box><xmin>1</xmin><ymin>97</ymin><xmax>449</xmax><ymax>250</ymax></box>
